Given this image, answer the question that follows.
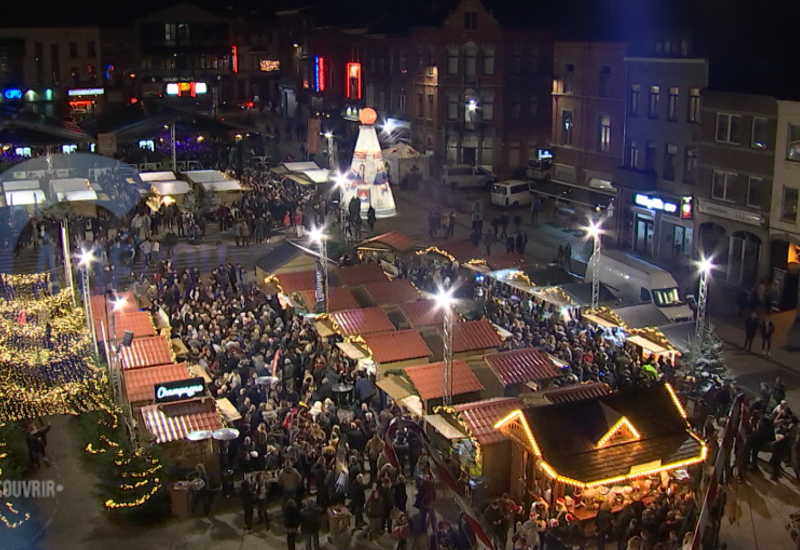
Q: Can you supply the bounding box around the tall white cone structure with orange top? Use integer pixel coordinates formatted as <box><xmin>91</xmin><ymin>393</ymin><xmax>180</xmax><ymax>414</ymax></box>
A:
<box><xmin>342</xmin><ymin>107</ymin><xmax>397</xmax><ymax>218</ymax></box>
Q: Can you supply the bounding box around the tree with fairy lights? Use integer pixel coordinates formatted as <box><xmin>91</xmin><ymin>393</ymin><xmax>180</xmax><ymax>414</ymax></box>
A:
<box><xmin>80</xmin><ymin>407</ymin><xmax>171</xmax><ymax>523</ymax></box>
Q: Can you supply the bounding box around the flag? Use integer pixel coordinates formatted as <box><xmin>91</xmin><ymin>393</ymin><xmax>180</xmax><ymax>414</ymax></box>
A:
<box><xmin>270</xmin><ymin>348</ymin><xmax>280</xmax><ymax>377</ymax></box>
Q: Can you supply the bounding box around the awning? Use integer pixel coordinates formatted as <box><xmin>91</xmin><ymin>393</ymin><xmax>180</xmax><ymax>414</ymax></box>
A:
<box><xmin>139</xmin><ymin>171</ymin><xmax>177</xmax><ymax>182</ymax></box>
<box><xmin>423</xmin><ymin>414</ymin><xmax>468</xmax><ymax>440</ymax></box>
<box><xmin>5</xmin><ymin>189</ymin><xmax>45</xmax><ymax>205</ymax></box>
<box><xmin>313</xmin><ymin>319</ymin><xmax>336</xmax><ymax>337</ymax></box>
<box><xmin>300</xmin><ymin>169</ymin><xmax>330</xmax><ymax>184</ymax></box>
<box><xmin>201</xmin><ymin>180</ymin><xmax>242</xmax><ymax>192</ymax></box>
<box><xmin>216</xmin><ymin>397</ymin><xmax>242</xmax><ymax>422</ymax></box>
<box><xmin>400</xmin><ymin>395</ymin><xmax>423</xmax><ymax>417</ymax></box>
<box><xmin>188</xmin><ymin>364</ymin><xmax>212</xmax><ymax>383</ymax></box>
<box><xmin>270</xmin><ymin>166</ymin><xmax>288</xmax><ymax>175</ymax></box>
<box><xmin>376</xmin><ymin>375</ymin><xmax>414</xmax><ymax>401</ymax></box>
<box><xmin>286</xmin><ymin>174</ymin><xmax>313</xmax><ymax>185</ymax></box>
<box><xmin>492</xmin><ymin>323</ymin><xmax>514</xmax><ymax>339</ymax></box>
<box><xmin>531</xmin><ymin>180</ymin><xmax>615</xmax><ymax>210</ymax></box>
<box><xmin>57</xmin><ymin>190</ymin><xmax>98</xmax><ymax>202</ymax></box>
<box><xmin>284</xmin><ymin>161</ymin><xmax>321</xmax><ymax>172</ymax></box>
<box><xmin>336</xmin><ymin>341</ymin><xmax>368</xmax><ymax>359</ymax></box>
<box><xmin>152</xmin><ymin>180</ymin><xmax>192</xmax><ymax>195</ymax></box>
<box><xmin>582</xmin><ymin>312</ymin><xmax>619</xmax><ymax>329</ymax></box>
<box><xmin>627</xmin><ymin>334</ymin><xmax>671</xmax><ymax>355</ymax></box>
<box><xmin>547</xmin><ymin>353</ymin><xmax>569</xmax><ymax>368</ymax></box>
<box><xmin>3</xmin><ymin>179</ymin><xmax>40</xmax><ymax>191</ymax></box>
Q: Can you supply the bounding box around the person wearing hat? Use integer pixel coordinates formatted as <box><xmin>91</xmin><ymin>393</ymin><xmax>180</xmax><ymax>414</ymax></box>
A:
<box><xmin>484</xmin><ymin>499</ymin><xmax>508</xmax><ymax>550</ymax></box>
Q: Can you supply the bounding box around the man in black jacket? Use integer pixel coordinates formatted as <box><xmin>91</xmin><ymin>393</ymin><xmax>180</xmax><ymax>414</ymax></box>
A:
<box><xmin>744</xmin><ymin>312</ymin><xmax>759</xmax><ymax>352</ymax></box>
<box><xmin>300</xmin><ymin>499</ymin><xmax>324</xmax><ymax>550</ymax></box>
<box><xmin>240</xmin><ymin>479</ymin><xmax>255</xmax><ymax>531</ymax></box>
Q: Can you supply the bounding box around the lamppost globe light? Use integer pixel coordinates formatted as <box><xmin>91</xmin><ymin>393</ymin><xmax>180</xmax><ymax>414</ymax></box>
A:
<box><xmin>698</xmin><ymin>257</ymin><xmax>714</xmax><ymax>274</ymax></box>
<box><xmin>322</xmin><ymin>131</ymin><xmax>333</xmax><ymax>139</ymax></box>
<box><xmin>435</xmin><ymin>288</ymin><xmax>455</xmax><ymax>309</ymax></box>
<box><xmin>78</xmin><ymin>249</ymin><xmax>96</xmax><ymax>266</ymax></box>
<box><xmin>586</xmin><ymin>220</ymin><xmax>603</xmax><ymax>239</ymax></box>
<box><xmin>335</xmin><ymin>172</ymin><xmax>349</xmax><ymax>188</ymax></box>
<box><xmin>112</xmin><ymin>297</ymin><xmax>127</xmax><ymax>311</ymax></box>
<box><xmin>308</xmin><ymin>226</ymin><xmax>325</xmax><ymax>243</ymax></box>
<box><xmin>382</xmin><ymin>119</ymin><xmax>396</xmax><ymax>134</ymax></box>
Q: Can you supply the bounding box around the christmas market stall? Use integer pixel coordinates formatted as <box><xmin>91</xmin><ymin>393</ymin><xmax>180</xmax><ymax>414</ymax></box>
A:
<box><xmin>337</xmin><ymin>263</ymin><xmax>388</xmax><ymax>287</ymax></box>
<box><xmin>493</xmin><ymin>383</ymin><xmax>707</xmax><ymax>528</ymax></box>
<box><xmin>356</xmin><ymin>231</ymin><xmax>417</xmax><ymax>263</ymax></box>
<box><xmin>451</xmin><ymin>319</ymin><xmax>504</xmax><ymax>359</ymax></box>
<box><xmin>415</xmin><ymin>239</ymin><xmax>482</xmax><ymax>268</ymax></box>
<box><xmin>483</xmin><ymin>348</ymin><xmax>560</xmax><ymax>397</ymax></box>
<box><xmin>397</xmin><ymin>299</ymin><xmax>447</xmax><ymax>333</ymax></box>
<box><xmin>123</xmin><ymin>362</ymin><xmax>191</xmax><ymax>407</ymax></box>
<box><xmin>118</xmin><ymin>335</ymin><xmax>175</xmax><ymax>370</ymax></box>
<box><xmin>401</xmin><ymin>360</ymin><xmax>484</xmax><ymax>413</ymax></box>
<box><xmin>361</xmin><ymin>329</ymin><xmax>433</xmax><ymax>378</ymax></box>
<box><xmin>357</xmin><ymin>279</ymin><xmax>421</xmax><ymax>307</ymax></box>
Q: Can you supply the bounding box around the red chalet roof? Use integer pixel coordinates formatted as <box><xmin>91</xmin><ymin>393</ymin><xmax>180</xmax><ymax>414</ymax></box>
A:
<box><xmin>363</xmin><ymin>330</ymin><xmax>432</xmax><ymax>364</ymax></box>
<box><xmin>124</xmin><ymin>363</ymin><xmax>189</xmax><ymax>403</ymax></box>
<box><xmin>363</xmin><ymin>279</ymin><xmax>421</xmax><ymax>305</ymax></box>
<box><xmin>119</xmin><ymin>335</ymin><xmax>173</xmax><ymax>370</ymax></box>
<box><xmin>454</xmin><ymin>397</ymin><xmax>524</xmax><ymax>446</ymax></box>
<box><xmin>141</xmin><ymin>398</ymin><xmax>223</xmax><ymax>444</ymax></box>
<box><xmin>95</xmin><ymin>311</ymin><xmax>154</xmax><ymax>342</ymax></box>
<box><xmin>299</xmin><ymin>287</ymin><xmax>360</xmax><ymax>312</ymax></box>
<box><xmin>398</xmin><ymin>299</ymin><xmax>446</xmax><ymax>328</ymax></box>
<box><xmin>453</xmin><ymin>319</ymin><xmax>503</xmax><ymax>354</ymax></box>
<box><xmin>540</xmin><ymin>382</ymin><xmax>611</xmax><ymax>404</ymax></box>
<box><xmin>484</xmin><ymin>348</ymin><xmax>559</xmax><ymax>386</ymax></box>
<box><xmin>358</xmin><ymin>231</ymin><xmax>417</xmax><ymax>253</ymax></box>
<box><xmin>276</xmin><ymin>269</ymin><xmax>342</xmax><ymax>294</ymax></box>
<box><xmin>332</xmin><ymin>307</ymin><xmax>396</xmax><ymax>336</ymax></box>
<box><xmin>404</xmin><ymin>360</ymin><xmax>483</xmax><ymax>401</ymax></box>
<box><xmin>338</xmin><ymin>263</ymin><xmax>388</xmax><ymax>287</ymax></box>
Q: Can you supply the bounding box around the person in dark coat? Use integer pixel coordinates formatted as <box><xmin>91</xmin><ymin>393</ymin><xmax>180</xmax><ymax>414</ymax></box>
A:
<box><xmin>240</xmin><ymin>479</ymin><xmax>256</xmax><ymax>531</ymax></box>
<box><xmin>300</xmin><ymin>499</ymin><xmax>323</xmax><ymax>550</ymax></box>
<box><xmin>378</xmin><ymin>476</ymin><xmax>395</xmax><ymax>533</ymax></box>
<box><xmin>392</xmin><ymin>433</ymin><xmax>410</xmax><ymax>475</ymax></box>
<box><xmin>770</xmin><ymin>432</ymin><xmax>791</xmax><ymax>480</ymax></box>
<box><xmin>760</xmin><ymin>314</ymin><xmax>775</xmax><ymax>355</ymax></box>
<box><xmin>393</xmin><ymin>475</ymin><xmax>408</xmax><ymax>513</ymax></box>
<box><xmin>350</xmin><ymin>473</ymin><xmax>367</xmax><ymax>528</ymax></box>
<box><xmin>744</xmin><ymin>312</ymin><xmax>759</xmax><ymax>352</ymax></box>
<box><xmin>283</xmin><ymin>499</ymin><xmax>301</xmax><ymax>550</ymax></box>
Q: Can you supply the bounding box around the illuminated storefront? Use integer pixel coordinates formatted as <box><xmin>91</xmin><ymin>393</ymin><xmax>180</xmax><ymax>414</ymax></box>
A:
<box><xmin>67</xmin><ymin>88</ymin><xmax>105</xmax><ymax>116</ymax></box>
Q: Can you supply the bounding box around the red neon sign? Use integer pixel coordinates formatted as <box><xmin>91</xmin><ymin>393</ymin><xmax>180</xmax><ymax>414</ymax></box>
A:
<box><xmin>346</xmin><ymin>62</ymin><xmax>362</xmax><ymax>99</ymax></box>
<box><xmin>315</xmin><ymin>56</ymin><xmax>326</xmax><ymax>92</ymax></box>
<box><xmin>232</xmin><ymin>46</ymin><xmax>239</xmax><ymax>73</ymax></box>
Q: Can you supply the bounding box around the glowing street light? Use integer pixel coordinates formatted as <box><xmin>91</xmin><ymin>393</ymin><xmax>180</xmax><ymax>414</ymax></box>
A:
<box><xmin>112</xmin><ymin>297</ymin><xmax>128</xmax><ymax>312</ymax></box>
<box><xmin>435</xmin><ymin>287</ymin><xmax>456</xmax><ymax>406</ymax></box>
<box><xmin>381</xmin><ymin>119</ymin><xmax>397</xmax><ymax>135</ymax></box>
<box><xmin>77</xmin><ymin>248</ymin><xmax>97</xmax><ymax>267</ymax></box>
<box><xmin>695</xmin><ymin>256</ymin><xmax>714</xmax><ymax>344</ymax></box>
<box><xmin>584</xmin><ymin>219</ymin><xmax>603</xmax><ymax>310</ymax></box>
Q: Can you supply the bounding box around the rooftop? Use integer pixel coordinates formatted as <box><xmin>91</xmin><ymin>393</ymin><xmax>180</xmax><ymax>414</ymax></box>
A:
<box><xmin>363</xmin><ymin>329</ymin><xmax>432</xmax><ymax>364</ymax></box>
<box><xmin>453</xmin><ymin>397</ymin><xmax>524</xmax><ymax>446</ymax></box>
<box><xmin>119</xmin><ymin>335</ymin><xmax>174</xmax><ymax>370</ymax></box>
<box><xmin>123</xmin><ymin>363</ymin><xmax>190</xmax><ymax>403</ymax></box>
<box><xmin>141</xmin><ymin>398</ymin><xmax>223</xmax><ymax>444</ymax></box>
<box><xmin>357</xmin><ymin>231</ymin><xmax>417</xmax><ymax>253</ymax></box>
<box><xmin>298</xmin><ymin>287</ymin><xmax>359</xmax><ymax>312</ymax></box>
<box><xmin>484</xmin><ymin>348</ymin><xmax>559</xmax><ymax>386</ymax></box>
<box><xmin>362</xmin><ymin>279</ymin><xmax>421</xmax><ymax>305</ymax></box>
<box><xmin>453</xmin><ymin>319</ymin><xmax>503</xmax><ymax>354</ymax></box>
<box><xmin>332</xmin><ymin>307</ymin><xmax>396</xmax><ymax>336</ymax></box>
<box><xmin>275</xmin><ymin>269</ymin><xmax>341</xmax><ymax>294</ymax></box>
<box><xmin>95</xmin><ymin>311</ymin><xmax>155</xmax><ymax>342</ymax></box>
<box><xmin>398</xmin><ymin>299</ymin><xmax>447</xmax><ymax>328</ymax></box>
<box><xmin>404</xmin><ymin>360</ymin><xmax>484</xmax><ymax>401</ymax></box>
<box><xmin>337</xmin><ymin>263</ymin><xmax>388</xmax><ymax>287</ymax></box>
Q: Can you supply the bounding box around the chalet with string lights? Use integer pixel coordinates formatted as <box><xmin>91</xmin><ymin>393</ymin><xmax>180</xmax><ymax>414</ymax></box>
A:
<box><xmin>493</xmin><ymin>383</ymin><xmax>706</xmax><ymax>516</ymax></box>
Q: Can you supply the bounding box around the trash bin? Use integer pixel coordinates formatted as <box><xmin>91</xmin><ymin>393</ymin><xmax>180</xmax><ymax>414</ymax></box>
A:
<box><xmin>168</xmin><ymin>481</ymin><xmax>192</xmax><ymax>519</ymax></box>
<box><xmin>327</xmin><ymin>505</ymin><xmax>352</xmax><ymax>550</ymax></box>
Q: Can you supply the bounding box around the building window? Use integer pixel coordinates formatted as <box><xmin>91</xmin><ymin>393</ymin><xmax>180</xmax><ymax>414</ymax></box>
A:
<box><xmin>628</xmin><ymin>140</ymin><xmax>639</xmax><ymax>168</ymax></box>
<box><xmin>561</xmin><ymin>110</ymin><xmax>573</xmax><ymax>145</ymax></box>
<box><xmin>465</xmin><ymin>45</ymin><xmax>477</xmax><ymax>83</ymax></box>
<box><xmin>511</xmin><ymin>51</ymin><xmax>521</xmax><ymax>74</ymax></box>
<box><xmin>645</xmin><ymin>141</ymin><xmax>657</xmax><ymax>172</ymax></box>
<box><xmin>482</xmin><ymin>137</ymin><xmax>493</xmax><ymax>166</ymax></box>
<box><xmin>164</xmin><ymin>24</ymin><xmax>175</xmax><ymax>43</ymax></box>
<box><xmin>599</xmin><ymin>66</ymin><xmax>611</xmax><ymax>97</ymax></box>
<box><xmin>50</xmin><ymin>44</ymin><xmax>60</xmax><ymax>84</ymax></box>
<box><xmin>648</xmin><ymin>85</ymin><xmax>660</xmax><ymax>118</ymax></box>
<box><xmin>751</xmin><ymin>117</ymin><xmax>768</xmax><ymax>149</ymax></box>
<box><xmin>716</xmin><ymin>113</ymin><xmax>741</xmax><ymax>144</ymax></box>
<box><xmin>684</xmin><ymin>147</ymin><xmax>697</xmax><ymax>184</ymax></box>
<box><xmin>87</xmin><ymin>41</ymin><xmax>96</xmax><ymax>58</ymax></box>
<box><xmin>379</xmin><ymin>57</ymin><xmax>385</xmax><ymax>73</ymax></box>
<box><xmin>427</xmin><ymin>94</ymin><xmax>434</xmax><ymax>119</ymax></box>
<box><xmin>563</xmin><ymin>64</ymin><xmax>574</xmax><ymax>94</ymax></box>
<box><xmin>667</xmin><ymin>86</ymin><xmax>679</xmax><ymax>121</ymax></box>
<box><xmin>447</xmin><ymin>47</ymin><xmax>459</xmax><ymax>75</ymax></box>
<box><xmin>782</xmin><ymin>186</ymin><xmax>799</xmax><ymax>222</ymax></box>
<box><xmin>787</xmin><ymin>124</ymin><xmax>800</xmax><ymax>160</ymax></box>
<box><xmin>69</xmin><ymin>42</ymin><xmax>78</xmax><ymax>58</ymax></box>
<box><xmin>630</xmin><ymin>84</ymin><xmax>640</xmax><ymax>116</ymax></box>
<box><xmin>399</xmin><ymin>93</ymin><xmax>407</xmax><ymax>113</ymax></box>
<box><xmin>712</xmin><ymin>171</ymin><xmax>737</xmax><ymax>202</ymax></box>
<box><xmin>465</xmin><ymin>96</ymin><xmax>478</xmax><ymax>129</ymax></box>
<box><xmin>747</xmin><ymin>177</ymin><xmax>766</xmax><ymax>208</ymax></box>
<box><xmin>446</xmin><ymin>136</ymin><xmax>458</xmax><ymax>163</ymax></box>
<box><xmin>598</xmin><ymin>115</ymin><xmax>611</xmax><ymax>152</ymax></box>
<box><xmin>416</xmin><ymin>93</ymin><xmax>424</xmax><ymax>118</ymax></box>
<box><xmin>400</xmin><ymin>54</ymin><xmax>407</xmax><ymax>72</ymax></box>
<box><xmin>688</xmin><ymin>88</ymin><xmax>700</xmax><ymax>123</ymax></box>
<box><xmin>446</xmin><ymin>94</ymin><xmax>458</xmax><ymax>120</ymax></box>
<box><xmin>530</xmin><ymin>46</ymin><xmax>539</xmax><ymax>74</ymax></box>
<box><xmin>482</xmin><ymin>92</ymin><xmax>494</xmax><ymax>121</ymax></box>
<box><xmin>663</xmin><ymin>144</ymin><xmax>677</xmax><ymax>181</ymax></box>
<box><xmin>528</xmin><ymin>94</ymin><xmax>538</xmax><ymax>119</ymax></box>
<box><xmin>510</xmin><ymin>94</ymin><xmax>521</xmax><ymax>119</ymax></box>
<box><xmin>464</xmin><ymin>11</ymin><xmax>477</xmax><ymax>30</ymax></box>
<box><xmin>483</xmin><ymin>47</ymin><xmax>495</xmax><ymax>75</ymax></box>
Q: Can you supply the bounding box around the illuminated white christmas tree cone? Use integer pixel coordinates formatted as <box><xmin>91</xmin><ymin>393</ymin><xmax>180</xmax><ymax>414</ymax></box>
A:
<box><xmin>346</xmin><ymin>108</ymin><xmax>396</xmax><ymax>218</ymax></box>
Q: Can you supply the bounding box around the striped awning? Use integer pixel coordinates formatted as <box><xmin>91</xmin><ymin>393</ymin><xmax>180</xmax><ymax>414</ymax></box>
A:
<box><xmin>140</xmin><ymin>398</ymin><xmax>223</xmax><ymax>444</ymax></box>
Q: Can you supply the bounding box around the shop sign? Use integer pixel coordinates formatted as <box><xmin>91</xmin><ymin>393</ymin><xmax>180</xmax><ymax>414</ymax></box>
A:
<box><xmin>314</xmin><ymin>56</ymin><xmax>326</xmax><ymax>92</ymax></box>
<box><xmin>697</xmin><ymin>200</ymin><xmax>763</xmax><ymax>226</ymax></box>
<box><xmin>161</xmin><ymin>76</ymin><xmax>195</xmax><ymax>83</ymax></box>
<box><xmin>154</xmin><ymin>378</ymin><xmax>206</xmax><ymax>403</ymax></box>
<box><xmin>67</xmin><ymin>88</ymin><xmax>104</xmax><ymax>97</ymax></box>
<box><xmin>260</xmin><ymin>59</ymin><xmax>280</xmax><ymax>72</ymax></box>
<box><xmin>3</xmin><ymin>89</ymin><xmax>22</xmax><ymax>100</ymax></box>
<box><xmin>680</xmin><ymin>196</ymin><xmax>693</xmax><ymax>219</ymax></box>
<box><xmin>634</xmin><ymin>193</ymin><xmax>678</xmax><ymax>214</ymax></box>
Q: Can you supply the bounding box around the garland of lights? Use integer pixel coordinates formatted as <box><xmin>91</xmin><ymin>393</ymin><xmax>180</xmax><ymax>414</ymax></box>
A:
<box><xmin>0</xmin><ymin>424</ymin><xmax>32</xmax><ymax>530</ymax></box>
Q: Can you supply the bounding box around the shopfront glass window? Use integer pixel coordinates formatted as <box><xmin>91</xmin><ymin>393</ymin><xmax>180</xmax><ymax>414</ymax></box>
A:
<box><xmin>782</xmin><ymin>186</ymin><xmax>798</xmax><ymax>222</ymax></box>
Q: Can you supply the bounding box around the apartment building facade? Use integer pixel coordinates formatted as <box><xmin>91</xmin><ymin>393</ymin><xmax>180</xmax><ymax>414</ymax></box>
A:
<box><xmin>549</xmin><ymin>41</ymin><xmax>626</xmax><ymax>234</ymax></box>
<box><xmin>614</xmin><ymin>55</ymin><xmax>708</xmax><ymax>266</ymax></box>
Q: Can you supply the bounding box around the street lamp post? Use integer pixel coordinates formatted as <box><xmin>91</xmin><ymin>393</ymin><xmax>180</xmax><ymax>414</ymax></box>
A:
<box><xmin>78</xmin><ymin>249</ymin><xmax>99</xmax><ymax>357</ymax></box>
<box><xmin>61</xmin><ymin>220</ymin><xmax>76</xmax><ymax>306</ymax></box>
<box><xmin>695</xmin><ymin>257</ymin><xmax>713</xmax><ymax>344</ymax></box>
<box><xmin>309</xmin><ymin>227</ymin><xmax>329</xmax><ymax>312</ymax></box>
<box><xmin>170</xmin><ymin>123</ymin><xmax>177</xmax><ymax>173</ymax></box>
<box><xmin>586</xmin><ymin>220</ymin><xmax>603</xmax><ymax>310</ymax></box>
<box><xmin>323</xmin><ymin>131</ymin><xmax>336</xmax><ymax>171</ymax></box>
<box><xmin>106</xmin><ymin>293</ymin><xmax>127</xmax><ymax>406</ymax></box>
<box><xmin>334</xmin><ymin>173</ymin><xmax>350</xmax><ymax>241</ymax></box>
<box><xmin>436</xmin><ymin>289</ymin><xmax>455</xmax><ymax>407</ymax></box>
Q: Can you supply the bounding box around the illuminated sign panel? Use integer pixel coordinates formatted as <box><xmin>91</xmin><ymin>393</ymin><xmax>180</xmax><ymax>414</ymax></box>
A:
<box><xmin>680</xmin><ymin>196</ymin><xmax>693</xmax><ymax>219</ymax></box>
<box><xmin>346</xmin><ymin>62</ymin><xmax>362</xmax><ymax>99</ymax></box>
<box><xmin>259</xmin><ymin>59</ymin><xmax>280</xmax><ymax>72</ymax></box>
<box><xmin>635</xmin><ymin>193</ymin><xmax>678</xmax><ymax>214</ymax></box>
<box><xmin>3</xmin><ymin>89</ymin><xmax>22</xmax><ymax>100</ymax></box>
<box><xmin>67</xmin><ymin>88</ymin><xmax>104</xmax><ymax>97</ymax></box>
<box><xmin>232</xmin><ymin>46</ymin><xmax>239</xmax><ymax>73</ymax></box>
<box><xmin>314</xmin><ymin>56</ymin><xmax>326</xmax><ymax>92</ymax></box>
<box><xmin>154</xmin><ymin>378</ymin><xmax>206</xmax><ymax>403</ymax></box>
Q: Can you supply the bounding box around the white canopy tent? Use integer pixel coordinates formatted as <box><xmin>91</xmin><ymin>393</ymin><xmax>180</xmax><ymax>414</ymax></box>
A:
<box><xmin>5</xmin><ymin>189</ymin><xmax>46</xmax><ymax>206</ymax></box>
<box><xmin>50</xmin><ymin>178</ymin><xmax>92</xmax><ymax>194</ymax></box>
<box><xmin>299</xmin><ymin>169</ymin><xmax>330</xmax><ymax>184</ymax></box>
<box><xmin>200</xmin><ymin>180</ymin><xmax>243</xmax><ymax>192</ymax></box>
<box><xmin>57</xmin><ymin>190</ymin><xmax>98</xmax><ymax>202</ymax></box>
<box><xmin>151</xmin><ymin>180</ymin><xmax>192</xmax><ymax>196</ymax></box>
<box><xmin>283</xmin><ymin>161</ymin><xmax>322</xmax><ymax>172</ymax></box>
<box><xmin>183</xmin><ymin>170</ymin><xmax>231</xmax><ymax>184</ymax></box>
<box><xmin>139</xmin><ymin>171</ymin><xmax>177</xmax><ymax>182</ymax></box>
<box><xmin>381</xmin><ymin>142</ymin><xmax>430</xmax><ymax>181</ymax></box>
<box><xmin>3</xmin><ymin>180</ymin><xmax>41</xmax><ymax>192</ymax></box>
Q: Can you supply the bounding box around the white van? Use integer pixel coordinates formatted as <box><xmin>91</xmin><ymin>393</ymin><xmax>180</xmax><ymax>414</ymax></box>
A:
<box><xmin>585</xmin><ymin>249</ymin><xmax>694</xmax><ymax>323</ymax></box>
<box><xmin>442</xmin><ymin>165</ymin><xmax>495</xmax><ymax>189</ymax></box>
<box><xmin>491</xmin><ymin>180</ymin><xmax>532</xmax><ymax>208</ymax></box>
